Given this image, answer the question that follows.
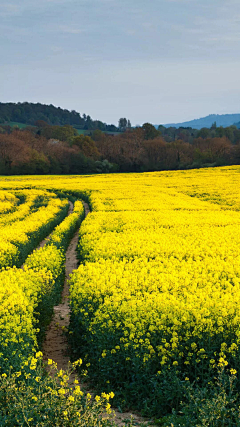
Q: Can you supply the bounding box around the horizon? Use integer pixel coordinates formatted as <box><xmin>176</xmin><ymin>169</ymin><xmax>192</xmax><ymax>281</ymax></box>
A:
<box><xmin>1</xmin><ymin>0</ymin><xmax>240</xmax><ymax>125</ymax></box>
<box><xmin>2</xmin><ymin>100</ymin><xmax>240</xmax><ymax>127</ymax></box>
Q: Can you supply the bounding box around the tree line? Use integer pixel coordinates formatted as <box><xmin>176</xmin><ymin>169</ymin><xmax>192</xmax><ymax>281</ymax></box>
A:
<box><xmin>0</xmin><ymin>120</ymin><xmax>240</xmax><ymax>175</ymax></box>
<box><xmin>0</xmin><ymin>102</ymin><xmax>119</xmax><ymax>132</ymax></box>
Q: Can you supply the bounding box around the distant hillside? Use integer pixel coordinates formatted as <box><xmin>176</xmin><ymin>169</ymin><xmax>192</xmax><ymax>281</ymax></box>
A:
<box><xmin>0</xmin><ymin>102</ymin><xmax>118</xmax><ymax>132</ymax></box>
<box><xmin>160</xmin><ymin>114</ymin><xmax>240</xmax><ymax>130</ymax></box>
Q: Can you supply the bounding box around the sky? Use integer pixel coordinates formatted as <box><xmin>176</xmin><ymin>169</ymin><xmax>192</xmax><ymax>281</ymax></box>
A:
<box><xmin>1</xmin><ymin>0</ymin><xmax>240</xmax><ymax>125</ymax></box>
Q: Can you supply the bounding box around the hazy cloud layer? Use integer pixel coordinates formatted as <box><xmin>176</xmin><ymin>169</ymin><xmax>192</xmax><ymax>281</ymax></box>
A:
<box><xmin>1</xmin><ymin>0</ymin><xmax>240</xmax><ymax>124</ymax></box>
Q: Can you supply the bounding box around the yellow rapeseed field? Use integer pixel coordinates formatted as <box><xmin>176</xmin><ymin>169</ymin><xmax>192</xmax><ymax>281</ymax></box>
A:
<box><xmin>1</xmin><ymin>166</ymin><xmax>240</xmax><ymax>419</ymax></box>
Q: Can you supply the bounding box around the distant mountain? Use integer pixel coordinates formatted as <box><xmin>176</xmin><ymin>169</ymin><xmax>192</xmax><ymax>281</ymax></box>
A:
<box><xmin>159</xmin><ymin>114</ymin><xmax>240</xmax><ymax>130</ymax></box>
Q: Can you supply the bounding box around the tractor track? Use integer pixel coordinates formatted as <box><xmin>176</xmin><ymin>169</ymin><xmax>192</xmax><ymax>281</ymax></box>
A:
<box><xmin>40</xmin><ymin>200</ymin><xmax>151</xmax><ymax>426</ymax></box>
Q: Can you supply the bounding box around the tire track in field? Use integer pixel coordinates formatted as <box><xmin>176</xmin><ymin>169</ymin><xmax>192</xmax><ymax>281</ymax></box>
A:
<box><xmin>42</xmin><ymin>201</ymin><xmax>88</xmax><ymax>370</ymax></box>
<box><xmin>20</xmin><ymin>200</ymin><xmax>74</xmax><ymax>269</ymax></box>
<box><xmin>42</xmin><ymin>200</ymin><xmax>152</xmax><ymax>427</ymax></box>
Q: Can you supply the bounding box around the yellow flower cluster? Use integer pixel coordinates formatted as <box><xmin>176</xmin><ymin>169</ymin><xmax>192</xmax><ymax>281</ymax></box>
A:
<box><xmin>0</xmin><ymin>266</ymin><xmax>46</xmax><ymax>371</ymax></box>
<box><xmin>0</xmin><ymin>190</ymin><xmax>18</xmax><ymax>214</ymax></box>
<box><xmin>49</xmin><ymin>200</ymin><xmax>84</xmax><ymax>250</ymax></box>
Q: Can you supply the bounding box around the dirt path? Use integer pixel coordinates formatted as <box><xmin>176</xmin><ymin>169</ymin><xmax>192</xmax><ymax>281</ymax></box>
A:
<box><xmin>42</xmin><ymin>200</ymin><xmax>153</xmax><ymax>426</ymax></box>
<box><xmin>42</xmin><ymin>200</ymin><xmax>81</xmax><ymax>370</ymax></box>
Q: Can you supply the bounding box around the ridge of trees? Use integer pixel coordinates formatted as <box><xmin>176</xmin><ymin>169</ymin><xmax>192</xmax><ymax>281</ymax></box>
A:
<box><xmin>0</xmin><ymin>102</ymin><xmax>119</xmax><ymax>132</ymax></box>
<box><xmin>0</xmin><ymin>121</ymin><xmax>240</xmax><ymax>175</ymax></box>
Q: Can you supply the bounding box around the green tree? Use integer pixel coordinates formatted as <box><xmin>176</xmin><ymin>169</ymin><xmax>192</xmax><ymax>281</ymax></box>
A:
<box><xmin>142</xmin><ymin>123</ymin><xmax>160</xmax><ymax>140</ymax></box>
<box><xmin>118</xmin><ymin>118</ymin><xmax>128</xmax><ymax>131</ymax></box>
<box><xmin>42</xmin><ymin>125</ymin><xmax>77</xmax><ymax>144</ymax></box>
<box><xmin>72</xmin><ymin>135</ymin><xmax>99</xmax><ymax>159</ymax></box>
<box><xmin>196</xmin><ymin>127</ymin><xmax>211</xmax><ymax>139</ymax></box>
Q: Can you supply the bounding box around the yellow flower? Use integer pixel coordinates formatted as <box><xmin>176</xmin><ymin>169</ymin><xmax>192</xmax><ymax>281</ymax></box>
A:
<box><xmin>106</xmin><ymin>403</ymin><xmax>111</xmax><ymax>414</ymax></box>
<box><xmin>35</xmin><ymin>351</ymin><xmax>43</xmax><ymax>358</ymax></box>
<box><xmin>74</xmin><ymin>386</ymin><xmax>83</xmax><ymax>396</ymax></box>
<box><xmin>58</xmin><ymin>369</ymin><xmax>64</xmax><ymax>377</ymax></box>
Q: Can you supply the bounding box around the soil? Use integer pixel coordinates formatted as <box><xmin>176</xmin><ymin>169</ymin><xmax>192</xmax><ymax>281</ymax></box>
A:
<box><xmin>41</xmin><ymin>200</ymin><xmax>153</xmax><ymax>426</ymax></box>
<box><xmin>42</xmin><ymin>200</ymin><xmax>79</xmax><ymax>371</ymax></box>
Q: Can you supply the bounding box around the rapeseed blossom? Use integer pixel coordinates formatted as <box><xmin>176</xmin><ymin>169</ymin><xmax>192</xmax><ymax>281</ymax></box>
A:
<box><xmin>1</xmin><ymin>166</ymin><xmax>240</xmax><ymax>415</ymax></box>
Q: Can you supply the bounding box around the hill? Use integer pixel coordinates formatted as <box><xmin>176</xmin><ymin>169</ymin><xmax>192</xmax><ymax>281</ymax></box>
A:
<box><xmin>0</xmin><ymin>102</ymin><xmax>118</xmax><ymax>132</ymax></box>
<box><xmin>160</xmin><ymin>114</ymin><xmax>240</xmax><ymax>130</ymax></box>
<box><xmin>234</xmin><ymin>121</ymin><xmax>240</xmax><ymax>129</ymax></box>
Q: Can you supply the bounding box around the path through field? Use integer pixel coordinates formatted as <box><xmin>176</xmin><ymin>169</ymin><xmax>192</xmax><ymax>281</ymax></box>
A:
<box><xmin>42</xmin><ymin>200</ymin><xmax>152</xmax><ymax>426</ymax></box>
<box><xmin>42</xmin><ymin>200</ymin><xmax>86</xmax><ymax>370</ymax></box>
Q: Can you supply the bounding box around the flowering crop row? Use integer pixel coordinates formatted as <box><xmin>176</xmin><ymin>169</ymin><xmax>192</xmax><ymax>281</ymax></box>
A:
<box><xmin>0</xmin><ymin>190</ymin><xmax>18</xmax><ymax>214</ymax></box>
<box><xmin>48</xmin><ymin>200</ymin><xmax>85</xmax><ymax>250</ymax></box>
<box><xmin>0</xmin><ymin>189</ymin><xmax>53</xmax><ymax>226</ymax></box>
<box><xmin>0</xmin><ymin>199</ymin><xmax>84</xmax><ymax>372</ymax></box>
<box><xmin>0</xmin><ymin>190</ymin><xmax>69</xmax><ymax>269</ymax></box>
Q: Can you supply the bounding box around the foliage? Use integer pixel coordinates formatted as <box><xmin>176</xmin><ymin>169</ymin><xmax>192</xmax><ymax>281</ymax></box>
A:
<box><xmin>162</xmin><ymin>368</ymin><xmax>240</xmax><ymax>426</ymax></box>
<box><xmin>72</xmin><ymin>135</ymin><xmax>100</xmax><ymax>159</ymax></box>
<box><xmin>142</xmin><ymin>123</ymin><xmax>161</xmax><ymax>140</ymax></box>
<box><xmin>40</xmin><ymin>124</ymin><xmax>78</xmax><ymax>144</ymax></box>
<box><xmin>118</xmin><ymin>118</ymin><xmax>131</xmax><ymax>132</ymax></box>
<box><xmin>0</xmin><ymin>102</ymin><xmax>118</xmax><ymax>131</ymax></box>
<box><xmin>1</xmin><ymin>122</ymin><xmax>240</xmax><ymax>174</ymax></box>
<box><xmin>0</xmin><ymin>354</ymin><xmax>115</xmax><ymax>426</ymax></box>
<box><xmin>0</xmin><ymin>130</ymin><xmax>97</xmax><ymax>175</ymax></box>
